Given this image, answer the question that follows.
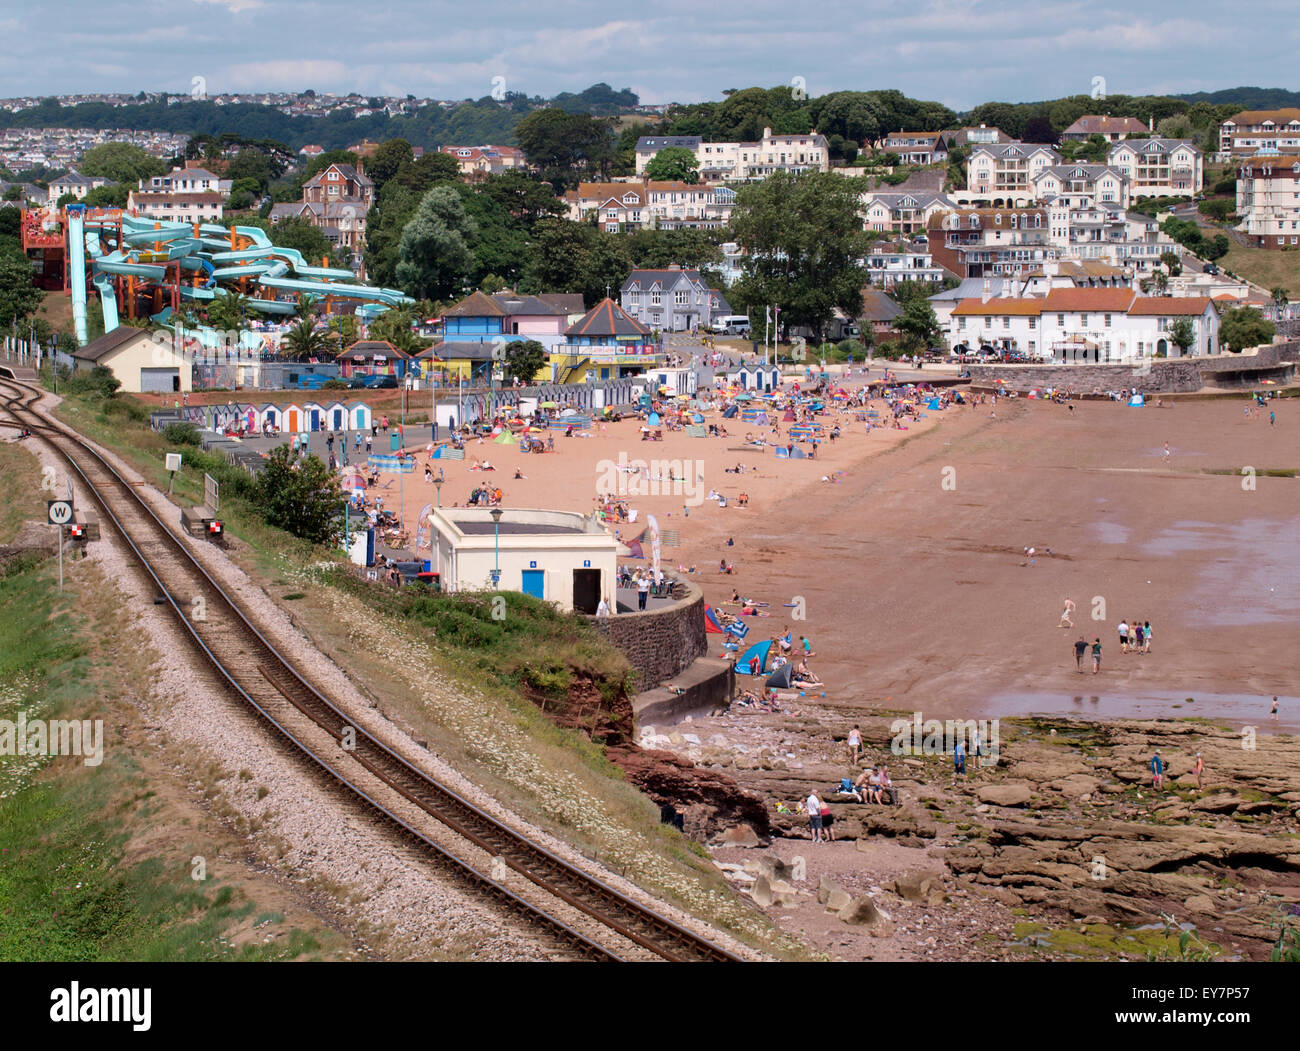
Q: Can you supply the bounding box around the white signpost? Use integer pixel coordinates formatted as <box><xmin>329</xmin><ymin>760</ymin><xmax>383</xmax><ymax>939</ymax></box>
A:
<box><xmin>48</xmin><ymin>499</ymin><xmax>72</xmax><ymax>590</ymax></box>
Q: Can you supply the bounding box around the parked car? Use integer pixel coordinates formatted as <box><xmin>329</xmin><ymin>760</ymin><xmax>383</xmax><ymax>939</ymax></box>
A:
<box><xmin>347</xmin><ymin>375</ymin><xmax>369</xmax><ymax>389</ymax></box>
<box><xmin>1203</xmin><ymin>262</ymin><xmax>1219</xmax><ymax>275</ymax></box>
<box><xmin>364</xmin><ymin>375</ymin><xmax>398</xmax><ymax>389</ymax></box>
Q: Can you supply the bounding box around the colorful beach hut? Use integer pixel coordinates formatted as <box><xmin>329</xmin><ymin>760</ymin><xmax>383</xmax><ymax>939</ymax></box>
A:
<box><xmin>283</xmin><ymin>403</ymin><xmax>304</xmax><ymax>434</ymax></box>
<box><xmin>324</xmin><ymin>401</ymin><xmax>348</xmax><ymax>431</ymax></box>
<box><xmin>259</xmin><ymin>404</ymin><xmax>282</xmax><ymax>433</ymax></box>
<box><xmin>302</xmin><ymin>402</ymin><xmax>325</xmax><ymax>432</ymax></box>
<box><xmin>348</xmin><ymin>402</ymin><xmax>372</xmax><ymax>432</ymax></box>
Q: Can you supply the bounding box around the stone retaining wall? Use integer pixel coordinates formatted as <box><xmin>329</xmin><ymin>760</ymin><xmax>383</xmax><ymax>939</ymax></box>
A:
<box><xmin>587</xmin><ymin>576</ymin><xmax>707</xmax><ymax>690</ymax></box>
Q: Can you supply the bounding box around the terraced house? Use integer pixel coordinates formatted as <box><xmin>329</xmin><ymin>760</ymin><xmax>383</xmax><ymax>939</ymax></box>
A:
<box><xmin>633</xmin><ymin>127</ymin><xmax>829</xmax><ymax>183</ymax></box>
<box><xmin>966</xmin><ymin>143</ymin><xmax>1061</xmax><ymax>205</ymax></box>
<box><xmin>1107</xmin><ymin>138</ymin><xmax>1203</xmax><ymax>197</ymax></box>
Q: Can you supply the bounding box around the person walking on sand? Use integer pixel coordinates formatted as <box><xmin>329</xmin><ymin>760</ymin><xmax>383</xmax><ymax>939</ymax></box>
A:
<box><xmin>1091</xmin><ymin>637</ymin><xmax>1102</xmax><ymax>674</ymax></box>
<box><xmin>1059</xmin><ymin>598</ymin><xmax>1076</xmax><ymax>628</ymax></box>
<box><xmin>1150</xmin><ymin>750</ymin><xmax>1165</xmax><ymax>791</ymax></box>
<box><xmin>1074</xmin><ymin>635</ymin><xmax>1089</xmax><ymax>673</ymax></box>
<box><xmin>636</xmin><ymin>570</ymin><xmax>650</xmax><ymax>612</ymax></box>
<box><xmin>1163</xmin><ymin>441</ymin><xmax>1171</xmax><ymax>464</ymax></box>
<box><xmin>806</xmin><ymin>790</ymin><xmax>824</xmax><ymax>843</ymax></box>
<box><xmin>1143</xmin><ymin>620</ymin><xmax>1153</xmax><ymax>654</ymax></box>
<box><xmin>1193</xmin><ymin>752</ymin><xmax>1204</xmax><ymax>791</ymax></box>
<box><xmin>1118</xmin><ymin>619</ymin><xmax>1129</xmax><ymax>654</ymax></box>
<box><xmin>1271</xmin><ymin>696</ymin><xmax>1279</xmax><ymax>721</ymax></box>
<box><xmin>953</xmin><ymin>737</ymin><xmax>967</xmax><ymax>778</ymax></box>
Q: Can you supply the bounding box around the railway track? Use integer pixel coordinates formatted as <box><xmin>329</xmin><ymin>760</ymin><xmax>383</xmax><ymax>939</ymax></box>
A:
<box><xmin>0</xmin><ymin>376</ymin><xmax>744</xmax><ymax>964</ymax></box>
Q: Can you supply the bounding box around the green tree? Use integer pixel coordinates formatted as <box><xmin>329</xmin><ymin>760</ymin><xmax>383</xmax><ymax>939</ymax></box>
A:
<box><xmin>1271</xmin><ymin>286</ymin><xmax>1289</xmax><ymax>316</ymax></box>
<box><xmin>396</xmin><ymin>185</ymin><xmax>478</xmax><ymax>301</ymax></box>
<box><xmin>893</xmin><ymin>297</ymin><xmax>942</xmax><ymax>351</ymax></box>
<box><xmin>367</xmin><ymin>306</ymin><xmax>430</xmax><ymax>355</ymax></box>
<box><xmin>727</xmin><ymin>171</ymin><xmax>870</xmax><ymax>339</ymax></box>
<box><xmin>254</xmin><ymin>445</ymin><xmax>343</xmax><ymax>545</ymax></box>
<box><xmin>0</xmin><ymin>253</ymin><xmax>44</xmax><ymax>328</ymax></box>
<box><xmin>502</xmin><ymin>338</ymin><xmax>546</xmax><ymax>384</ymax></box>
<box><xmin>1218</xmin><ymin>306</ymin><xmax>1274</xmax><ymax>353</ymax></box>
<box><xmin>295</xmin><ymin>293</ymin><xmax>318</xmax><ymax>320</ymax></box>
<box><xmin>367</xmin><ymin>138</ymin><xmax>415</xmax><ymax>194</ymax></box>
<box><xmin>79</xmin><ymin>142</ymin><xmax>166</xmax><ymax>184</ymax></box>
<box><xmin>514</xmin><ymin>108</ymin><xmax>613</xmax><ymax>186</ymax></box>
<box><xmin>1168</xmin><ymin>318</ymin><xmax>1196</xmax><ymax>355</ymax></box>
<box><xmin>1160</xmin><ymin>250</ymin><xmax>1181</xmax><ymax>275</ymax></box>
<box><xmin>206</xmin><ymin>290</ymin><xmax>249</xmax><ymax>331</ymax></box>
<box><xmin>281</xmin><ymin>318</ymin><xmax>333</xmax><ymax>360</ymax></box>
<box><xmin>643</xmin><ymin>146</ymin><xmax>700</xmax><ymax>184</ymax></box>
<box><xmin>82</xmin><ymin>183</ymin><xmax>130</xmax><ymax>208</ymax></box>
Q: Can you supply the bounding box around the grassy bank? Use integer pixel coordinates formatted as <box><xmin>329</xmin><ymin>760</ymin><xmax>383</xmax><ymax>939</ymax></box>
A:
<box><xmin>0</xmin><ymin>445</ymin><xmax>343</xmax><ymax>961</ymax></box>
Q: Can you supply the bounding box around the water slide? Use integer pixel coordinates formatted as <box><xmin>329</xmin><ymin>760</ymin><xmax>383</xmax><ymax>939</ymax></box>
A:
<box><xmin>66</xmin><ymin>206</ymin><xmax>89</xmax><ymax>345</ymax></box>
<box><xmin>70</xmin><ymin>211</ymin><xmax>411</xmax><ymax>341</ymax></box>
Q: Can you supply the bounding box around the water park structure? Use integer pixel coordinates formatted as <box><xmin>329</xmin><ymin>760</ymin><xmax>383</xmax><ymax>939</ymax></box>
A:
<box><xmin>21</xmin><ymin>204</ymin><xmax>413</xmax><ymax>347</ymax></box>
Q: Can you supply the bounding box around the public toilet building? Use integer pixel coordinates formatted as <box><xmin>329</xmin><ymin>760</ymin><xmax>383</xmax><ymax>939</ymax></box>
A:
<box><xmin>425</xmin><ymin>508</ymin><xmax>618</xmax><ymax>613</ymax></box>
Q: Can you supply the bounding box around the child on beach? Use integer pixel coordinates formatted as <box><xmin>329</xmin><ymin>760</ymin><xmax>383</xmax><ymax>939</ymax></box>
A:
<box><xmin>1091</xmin><ymin>638</ymin><xmax>1102</xmax><ymax>674</ymax></box>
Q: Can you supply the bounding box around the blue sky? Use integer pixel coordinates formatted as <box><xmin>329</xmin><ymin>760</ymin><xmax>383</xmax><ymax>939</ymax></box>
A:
<box><xmin>2</xmin><ymin>0</ymin><xmax>1296</xmax><ymax>110</ymax></box>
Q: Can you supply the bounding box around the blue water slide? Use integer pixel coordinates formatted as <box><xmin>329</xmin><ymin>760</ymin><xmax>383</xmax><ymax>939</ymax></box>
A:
<box><xmin>66</xmin><ymin>206</ymin><xmax>89</xmax><ymax>344</ymax></box>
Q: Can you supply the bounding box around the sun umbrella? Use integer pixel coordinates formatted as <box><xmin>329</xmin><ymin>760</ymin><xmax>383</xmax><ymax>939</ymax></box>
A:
<box><xmin>540</xmin><ymin>401</ymin><xmax>559</xmax><ymax>409</ymax></box>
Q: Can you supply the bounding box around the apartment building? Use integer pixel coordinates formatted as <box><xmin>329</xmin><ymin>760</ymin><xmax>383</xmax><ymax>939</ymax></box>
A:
<box><xmin>927</xmin><ymin>208</ymin><xmax>1055</xmax><ymax>278</ymax></box>
<box><xmin>947</xmin><ymin>287</ymin><xmax>1219</xmax><ymax>360</ymax></box>
<box><xmin>1061</xmin><ymin>115</ymin><xmax>1150</xmax><ymax>142</ymax></box>
<box><xmin>269</xmin><ymin>199</ymin><xmax>367</xmax><ymax>257</ymax></box>
<box><xmin>966</xmin><ymin>143</ymin><xmax>1061</xmax><ymax>204</ymax></box>
<box><xmin>634</xmin><ymin>127</ymin><xmax>829</xmax><ymax>183</ymax></box>
<box><xmin>1219</xmin><ymin>109</ymin><xmax>1300</xmax><ymax>157</ymax></box>
<box><xmin>127</xmin><ymin>189</ymin><xmax>223</xmax><ymax>223</ymax></box>
<box><xmin>563</xmin><ymin>180</ymin><xmax>734</xmax><ymax>231</ymax></box>
<box><xmin>1032</xmin><ymin>164</ymin><xmax>1131</xmax><ymax>210</ymax></box>
<box><xmin>1107</xmin><ymin>138</ymin><xmax>1203</xmax><ymax>197</ymax></box>
<box><xmin>140</xmin><ymin>163</ymin><xmax>223</xmax><ymax>195</ymax></box>
<box><xmin>861</xmin><ymin>191</ymin><xmax>956</xmax><ymax>234</ymax></box>
<box><xmin>948</xmin><ymin>125</ymin><xmax>1012</xmax><ymax>147</ymax></box>
<box><xmin>47</xmin><ymin>171</ymin><xmax>109</xmax><ymax>206</ymax></box>
<box><xmin>862</xmin><ymin>240</ymin><xmax>952</xmax><ymax>288</ymax></box>
<box><xmin>302</xmin><ymin>163</ymin><xmax>374</xmax><ymax>209</ymax></box>
<box><xmin>1235</xmin><ymin>154</ymin><xmax>1300</xmax><ymax>248</ymax></box>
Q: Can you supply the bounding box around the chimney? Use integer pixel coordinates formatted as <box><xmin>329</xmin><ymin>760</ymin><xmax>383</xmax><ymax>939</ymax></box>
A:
<box><xmin>982</xmin><ymin>278</ymin><xmax>992</xmax><ymax>303</ymax></box>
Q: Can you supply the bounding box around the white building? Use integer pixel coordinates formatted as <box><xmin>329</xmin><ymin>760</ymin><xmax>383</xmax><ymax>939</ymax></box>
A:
<box><xmin>861</xmin><ymin>191</ymin><xmax>956</xmax><ymax>234</ymax></box>
<box><xmin>863</xmin><ymin>240</ymin><xmax>950</xmax><ymax>288</ymax></box>
<box><xmin>1235</xmin><ymin>154</ymin><xmax>1300</xmax><ymax>248</ymax></box>
<box><xmin>1107</xmin><ymin>138</ymin><xmax>1203</xmax><ymax>198</ymax></box>
<box><xmin>425</xmin><ymin>507</ymin><xmax>619</xmax><ymax>613</ymax></box>
<box><xmin>947</xmin><ymin>287</ymin><xmax>1220</xmax><ymax>361</ymax></box>
<box><xmin>127</xmin><ymin>189</ymin><xmax>223</xmax><ymax>223</ymax></box>
<box><xmin>967</xmin><ymin>143</ymin><xmax>1061</xmax><ymax>205</ymax></box>
<box><xmin>47</xmin><ymin>170</ymin><xmax>109</xmax><ymax>206</ymax></box>
<box><xmin>635</xmin><ymin>127</ymin><xmax>829</xmax><ymax>183</ymax></box>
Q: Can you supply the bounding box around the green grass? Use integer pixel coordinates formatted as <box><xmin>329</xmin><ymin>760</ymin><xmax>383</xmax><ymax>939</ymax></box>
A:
<box><xmin>1218</xmin><ymin>239</ymin><xmax>1300</xmax><ymax>297</ymax></box>
<box><xmin>0</xmin><ymin>547</ymin><xmax>328</xmax><ymax>961</ymax></box>
<box><xmin>0</xmin><ymin>444</ymin><xmax>49</xmax><ymax>546</ymax></box>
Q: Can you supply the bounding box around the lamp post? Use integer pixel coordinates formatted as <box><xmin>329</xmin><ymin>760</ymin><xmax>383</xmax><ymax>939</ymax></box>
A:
<box><xmin>489</xmin><ymin>507</ymin><xmax>503</xmax><ymax>588</ymax></box>
<box><xmin>433</xmin><ymin>476</ymin><xmax>443</xmax><ymax>508</ymax></box>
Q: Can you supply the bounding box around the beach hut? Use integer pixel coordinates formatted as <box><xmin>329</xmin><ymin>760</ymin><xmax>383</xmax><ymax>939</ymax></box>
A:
<box><xmin>283</xmin><ymin>403</ymin><xmax>303</xmax><ymax>434</ymax></box>
<box><xmin>301</xmin><ymin>402</ymin><xmax>325</xmax><ymax>432</ymax></box>
<box><xmin>349</xmin><ymin>402</ymin><xmax>371</xmax><ymax>432</ymax></box>
<box><xmin>242</xmin><ymin>405</ymin><xmax>258</xmax><ymax>432</ymax></box>
<box><xmin>325</xmin><ymin>401</ymin><xmax>348</xmax><ymax>432</ymax></box>
<box><xmin>259</xmin><ymin>404</ymin><xmax>282</xmax><ymax>433</ymax></box>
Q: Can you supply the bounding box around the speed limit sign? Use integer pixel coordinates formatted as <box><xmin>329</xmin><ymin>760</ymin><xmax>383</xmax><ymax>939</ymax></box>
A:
<box><xmin>47</xmin><ymin>500</ymin><xmax>73</xmax><ymax>525</ymax></box>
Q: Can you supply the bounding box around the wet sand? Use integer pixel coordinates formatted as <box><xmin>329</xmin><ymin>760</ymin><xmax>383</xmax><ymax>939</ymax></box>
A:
<box><xmin>384</xmin><ymin>384</ymin><xmax>1297</xmax><ymax>730</ymax></box>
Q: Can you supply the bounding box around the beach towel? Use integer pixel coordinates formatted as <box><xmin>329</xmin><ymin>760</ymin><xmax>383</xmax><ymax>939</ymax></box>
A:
<box><xmin>685</xmin><ymin>424</ymin><xmax>708</xmax><ymax>437</ymax></box>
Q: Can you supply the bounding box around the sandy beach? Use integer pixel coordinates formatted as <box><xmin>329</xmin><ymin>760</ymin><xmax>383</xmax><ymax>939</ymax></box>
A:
<box><xmin>363</xmin><ymin>377</ymin><xmax>1296</xmax><ymax>733</ymax></box>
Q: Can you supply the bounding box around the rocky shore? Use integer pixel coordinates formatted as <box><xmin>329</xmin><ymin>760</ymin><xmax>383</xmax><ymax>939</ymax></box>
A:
<box><xmin>642</xmin><ymin>706</ymin><xmax>1300</xmax><ymax>960</ymax></box>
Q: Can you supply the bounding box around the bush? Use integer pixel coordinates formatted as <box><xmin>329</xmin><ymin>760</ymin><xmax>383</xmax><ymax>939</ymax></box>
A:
<box><xmin>162</xmin><ymin>422</ymin><xmax>201</xmax><ymax>446</ymax></box>
<box><xmin>836</xmin><ymin>339</ymin><xmax>867</xmax><ymax>359</ymax></box>
<box><xmin>1213</xmin><ymin>177</ymin><xmax>1237</xmax><ymax>196</ymax></box>
<box><xmin>321</xmin><ymin>379</ymin><xmax>347</xmax><ymax>390</ymax></box>
<box><xmin>1198</xmin><ymin>198</ymin><xmax>1236</xmax><ymax>222</ymax></box>
<box><xmin>59</xmin><ymin>365</ymin><xmax>121</xmax><ymax>399</ymax></box>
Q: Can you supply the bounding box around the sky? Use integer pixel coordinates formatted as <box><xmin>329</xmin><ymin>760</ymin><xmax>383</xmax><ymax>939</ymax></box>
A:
<box><xmin>2</xmin><ymin>0</ymin><xmax>1298</xmax><ymax>111</ymax></box>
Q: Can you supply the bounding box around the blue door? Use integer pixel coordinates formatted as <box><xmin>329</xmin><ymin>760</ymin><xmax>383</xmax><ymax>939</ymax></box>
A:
<box><xmin>521</xmin><ymin>570</ymin><xmax>544</xmax><ymax>599</ymax></box>
<box><xmin>309</xmin><ymin>409</ymin><xmax>321</xmax><ymax>431</ymax></box>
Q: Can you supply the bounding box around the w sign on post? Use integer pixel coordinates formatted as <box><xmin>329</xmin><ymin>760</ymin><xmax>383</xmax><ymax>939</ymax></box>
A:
<box><xmin>204</xmin><ymin>473</ymin><xmax>220</xmax><ymax>514</ymax></box>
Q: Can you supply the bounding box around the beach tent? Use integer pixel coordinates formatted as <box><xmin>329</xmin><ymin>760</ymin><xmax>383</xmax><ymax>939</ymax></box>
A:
<box><xmin>1128</xmin><ymin>394</ymin><xmax>1145</xmax><ymax>407</ymax></box>
<box><xmin>766</xmin><ymin>663</ymin><xmax>795</xmax><ymax>689</ymax></box>
<box><xmin>647</xmin><ymin>412</ymin><xmax>661</xmax><ymax>426</ymax></box>
<box><xmin>721</xmin><ymin>405</ymin><xmax>738</xmax><ymax>419</ymax></box>
<box><xmin>926</xmin><ymin>397</ymin><xmax>941</xmax><ymax>410</ymax></box>
<box><xmin>692</xmin><ymin>413</ymin><xmax>705</xmax><ymax>423</ymax></box>
<box><xmin>431</xmin><ymin>445</ymin><xmax>465</xmax><ymax>460</ymax></box>
<box><xmin>703</xmin><ymin>605</ymin><xmax>725</xmax><ymax>634</ymax></box>
<box><xmin>735</xmin><ymin>639</ymin><xmax>772</xmax><ymax>676</ymax></box>
<box><xmin>493</xmin><ymin>430</ymin><xmax>518</xmax><ymax>444</ymax></box>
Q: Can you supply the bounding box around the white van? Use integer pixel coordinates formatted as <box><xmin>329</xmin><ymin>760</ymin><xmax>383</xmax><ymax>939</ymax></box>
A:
<box><xmin>712</xmin><ymin>315</ymin><xmax>751</xmax><ymax>336</ymax></box>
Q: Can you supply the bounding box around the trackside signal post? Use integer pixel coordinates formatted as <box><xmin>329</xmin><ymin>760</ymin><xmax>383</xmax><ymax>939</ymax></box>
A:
<box><xmin>48</xmin><ymin>498</ymin><xmax>73</xmax><ymax>590</ymax></box>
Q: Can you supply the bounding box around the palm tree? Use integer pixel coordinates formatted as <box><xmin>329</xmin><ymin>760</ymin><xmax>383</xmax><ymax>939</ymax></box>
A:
<box><xmin>281</xmin><ymin>318</ymin><xmax>333</xmax><ymax>361</ymax></box>
<box><xmin>295</xmin><ymin>292</ymin><xmax>318</xmax><ymax>321</ymax></box>
<box><xmin>207</xmin><ymin>291</ymin><xmax>250</xmax><ymax>332</ymax></box>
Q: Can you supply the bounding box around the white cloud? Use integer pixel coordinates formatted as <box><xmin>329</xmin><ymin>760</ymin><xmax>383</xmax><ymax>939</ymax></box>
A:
<box><xmin>192</xmin><ymin>0</ymin><xmax>263</xmax><ymax>13</ymax></box>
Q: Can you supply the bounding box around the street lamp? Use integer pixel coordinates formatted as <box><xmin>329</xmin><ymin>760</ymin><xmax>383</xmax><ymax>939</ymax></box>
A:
<box><xmin>433</xmin><ymin>476</ymin><xmax>443</xmax><ymax>508</ymax></box>
<box><xmin>489</xmin><ymin>507</ymin><xmax>503</xmax><ymax>588</ymax></box>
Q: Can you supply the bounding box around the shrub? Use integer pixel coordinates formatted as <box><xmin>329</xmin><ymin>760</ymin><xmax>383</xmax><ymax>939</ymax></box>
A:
<box><xmin>835</xmin><ymin>339</ymin><xmax>867</xmax><ymax>359</ymax></box>
<box><xmin>321</xmin><ymin>379</ymin><xmax>347</xmax><ymax>390</ymax></box>
<box><xmin>1198</xmin><ymin>198</ymin><xmax>1236</xmax><ymax>222</ymax></box>
<box><xmin>162</xmin><ymin>422</ymin><xmax>201</xmax><ymax>446</ymax></box>
<box><xmin>1213</xmin><ymin>177</ymin><xmax>1237</xmax><ymax>196</ymax></box>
